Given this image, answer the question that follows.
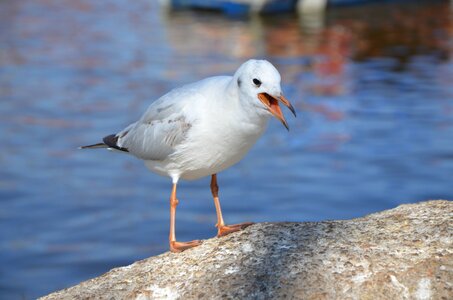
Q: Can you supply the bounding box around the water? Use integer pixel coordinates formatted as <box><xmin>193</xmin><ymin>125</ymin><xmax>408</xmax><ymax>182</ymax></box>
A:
<box><xmin>0</xmin><ymin>0</ymin><xmax>452</xmax><ymax>298</ymax></box>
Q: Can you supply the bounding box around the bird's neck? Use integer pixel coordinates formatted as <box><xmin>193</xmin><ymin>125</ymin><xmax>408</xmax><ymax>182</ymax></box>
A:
<box><xmin>224</xmin><ymin>77</ymin><xmax>270</xmax><ymax>126</ymax></box>
<box><xmin>225</xmin><ymin>75</ymin><xmax>239</xmax><ymax>99</ymax></box>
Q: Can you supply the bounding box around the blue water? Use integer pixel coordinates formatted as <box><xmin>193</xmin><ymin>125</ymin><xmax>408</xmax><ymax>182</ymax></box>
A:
<box><xmin>0</xmin><ymin>0</ymin><xmax>452</xmax><ymax>298</ymax></box>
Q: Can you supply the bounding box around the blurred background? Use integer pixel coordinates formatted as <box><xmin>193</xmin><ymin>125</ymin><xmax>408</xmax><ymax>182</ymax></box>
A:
<box><xmin>1</xmin><ymin>0</ymin><xmax>452</xmax><ymax>298</ymax></box>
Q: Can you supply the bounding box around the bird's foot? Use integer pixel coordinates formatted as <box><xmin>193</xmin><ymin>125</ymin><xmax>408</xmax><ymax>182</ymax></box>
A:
<box><xmin>217</xmin><ymin>222</ymin><xmax>254</xmax><ymax>237</ymax></box>
<box><xmin>169</xmin><ymin>240</ymin><xmax>202</xmax><ymax>253</ymax></box>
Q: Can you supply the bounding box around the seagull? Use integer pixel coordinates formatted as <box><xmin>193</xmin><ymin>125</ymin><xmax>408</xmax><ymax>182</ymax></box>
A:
<box><xmin>81</xmin><ymin>59</ymin><xmax>296</xmax><ymax>253</ymax></box>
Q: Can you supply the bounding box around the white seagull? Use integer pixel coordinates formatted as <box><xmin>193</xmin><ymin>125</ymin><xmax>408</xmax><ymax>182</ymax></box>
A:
<box><xmin>81</xmin><ymin>59</ymin><xmax>296</xmax><ymax>252</ymax></box>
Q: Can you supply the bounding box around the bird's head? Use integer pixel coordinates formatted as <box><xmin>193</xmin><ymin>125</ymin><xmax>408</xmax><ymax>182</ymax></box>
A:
<box><xmin>234</xmin><ymin>59</ymin><xmax>296</xmax><ymax>130</ymax></box>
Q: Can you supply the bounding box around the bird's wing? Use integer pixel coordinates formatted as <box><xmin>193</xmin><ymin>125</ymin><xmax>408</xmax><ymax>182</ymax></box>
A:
<box><xmin>115</xmin><ymin>85</ymin><xmax>202</xmax><ymax>161</ymax></box>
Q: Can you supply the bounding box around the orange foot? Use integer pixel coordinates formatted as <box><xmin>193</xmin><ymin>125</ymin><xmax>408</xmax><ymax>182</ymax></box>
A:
<box><xmin>217</xmin><ymin>222</ymin><xmax>254</xmax><ymax>237</ymax></box>
<box><xmin>169</xmin><ymin>240</ymin><xmax>203</xmax><ymax>253</ymax></box>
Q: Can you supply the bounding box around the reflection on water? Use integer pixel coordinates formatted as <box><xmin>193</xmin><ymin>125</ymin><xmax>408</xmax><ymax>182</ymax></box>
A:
<box><xmin>1</xmin><ymin>0</ymin><xmax>452</xmax><ymax>298</ymax></box>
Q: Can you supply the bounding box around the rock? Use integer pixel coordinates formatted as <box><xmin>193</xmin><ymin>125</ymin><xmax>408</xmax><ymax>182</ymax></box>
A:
<box><xmin>40</xmin><ymin>200</ymin><xmax>452</xmax><ymax>300</ymax></box>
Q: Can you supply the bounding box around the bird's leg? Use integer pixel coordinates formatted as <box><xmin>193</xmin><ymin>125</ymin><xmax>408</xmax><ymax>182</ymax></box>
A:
<box><xmin>210</xmin><ymin>174</ymin><xmax>253</xmax><ymax>237</ymax></box>
<box><xmin>169</xmin><ymin>183</ymin><xmax>202</xmax><ymax>253</ymax></box>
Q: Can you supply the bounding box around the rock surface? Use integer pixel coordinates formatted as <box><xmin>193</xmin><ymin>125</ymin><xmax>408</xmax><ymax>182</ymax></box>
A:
<box><xmin>41</xmin><ymin>200</ymin><xmax>452</xmax><ymax>300</ymax></box>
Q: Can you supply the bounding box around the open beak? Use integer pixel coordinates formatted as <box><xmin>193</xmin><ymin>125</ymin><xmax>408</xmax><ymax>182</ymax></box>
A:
<box><xmin>257</xmin><ymin>93</ymin><xmax>296</xmax><ymax>130</ymax></box>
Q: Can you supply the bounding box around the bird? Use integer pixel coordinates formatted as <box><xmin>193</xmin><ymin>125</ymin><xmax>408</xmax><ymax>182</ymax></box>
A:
<box><xmin>80</xmin><ymin>59</ymin><xmax>296</xmax><ymax>253</ymax></box>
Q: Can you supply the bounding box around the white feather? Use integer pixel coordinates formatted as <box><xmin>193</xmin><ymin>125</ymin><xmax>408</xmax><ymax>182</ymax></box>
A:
<box><xmin>113</xmin><ymin>59</ymin><xmax>285</xmax><ymax>181</ymax></box>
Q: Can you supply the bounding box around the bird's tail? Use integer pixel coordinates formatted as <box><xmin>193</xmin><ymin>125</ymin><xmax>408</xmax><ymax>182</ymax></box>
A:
<box><xmin>78</xmin><ymin>143</ymin><xmax>108</xmax><ymax>150</ymax></box>
<box><xmin>79</xmin><ymin>134</ymin><xmax>129</xmax><ymax>152</ymax></box>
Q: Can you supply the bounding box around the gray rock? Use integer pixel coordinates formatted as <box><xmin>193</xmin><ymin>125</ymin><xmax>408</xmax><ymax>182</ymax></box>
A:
<box><xmin>40</xmin><ymin>200</ymin><xmax>452</xmax><ymax>300</ymax></box>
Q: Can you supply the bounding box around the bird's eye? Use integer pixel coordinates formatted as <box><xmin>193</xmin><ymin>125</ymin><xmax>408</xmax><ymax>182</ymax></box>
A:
<box><xmin>252</xmin><ymin>78</ymin><xmax>261</xmax><ymax>87</ymax></box>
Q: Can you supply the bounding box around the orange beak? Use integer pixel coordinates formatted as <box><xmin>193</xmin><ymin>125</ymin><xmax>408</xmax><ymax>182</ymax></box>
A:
<box><xmin>257</xmin><ymin>93</ymin><xmax>296</xmax><ymax>130</ymax></box>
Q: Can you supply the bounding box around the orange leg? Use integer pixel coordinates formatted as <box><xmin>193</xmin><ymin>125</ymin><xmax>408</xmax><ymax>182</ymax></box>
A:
<box><xmin>210</xmin><ymin>174</ymin><xmax>253</xmax><ymax>237</ymax></box>
<box><xmin>169</xmin><ymin>183</ymin><xmax>202</xmax><ymax>253</ymax></box>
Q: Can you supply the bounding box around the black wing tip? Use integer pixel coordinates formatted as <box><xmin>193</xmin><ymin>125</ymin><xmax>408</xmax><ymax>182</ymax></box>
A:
<box><xmin>79</xmin><ymin>143</ymin><xmax>107</xmax><ymax>149</ymax></box>
<box><xmin>103</xmin><ymin>134</ymin><xmax>129</xmax><ymax>152</ymax></box>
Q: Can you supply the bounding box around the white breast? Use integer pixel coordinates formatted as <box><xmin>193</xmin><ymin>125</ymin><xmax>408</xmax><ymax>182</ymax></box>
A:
<box><xmin>145</xmin><ymin>99</ymin><xmax>269</xmax><ymax>181</ymax></box>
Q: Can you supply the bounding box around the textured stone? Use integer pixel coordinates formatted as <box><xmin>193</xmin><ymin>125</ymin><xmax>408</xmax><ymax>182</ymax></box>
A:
<box><xmin>40</xmin><ymin>200</ymin><xmax>452</xmax><ymax>300</ymax></box>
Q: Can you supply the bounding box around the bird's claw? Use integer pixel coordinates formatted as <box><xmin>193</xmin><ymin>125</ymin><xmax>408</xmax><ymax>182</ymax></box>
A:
<box><xmin>217</xmin><ymin>222</ymin><xmax>254</xmax><ymax>237</ymax></box>
<box><xmin>169</xmin><ymin>240</ymin><xmax>203</xmax><ymax>253</ymax></box>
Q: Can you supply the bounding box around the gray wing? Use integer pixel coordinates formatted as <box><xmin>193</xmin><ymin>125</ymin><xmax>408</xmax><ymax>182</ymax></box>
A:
<box><xmin>116</xmin><ymin>116</ymin><xmax>191</xmax><ymax>161</ymax></box>
<box><xmin>116</xmin><ymin>86</ymin><xmax>199</xmax><ymax>161</ymax></box>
